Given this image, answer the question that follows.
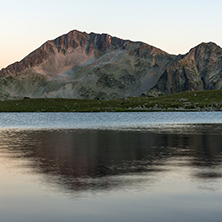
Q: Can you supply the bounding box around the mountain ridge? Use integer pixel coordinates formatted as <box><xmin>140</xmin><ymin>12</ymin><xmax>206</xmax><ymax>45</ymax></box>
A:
<box><xmin>150</xmin><ymin>41</ymin><xmax>222</xmax><ymax>95</ymax></box>
<box><xmin>1</xmin><ymin>30</ymin><xmax>169</xmax><ymax>73</ymax></box>
<box><xmin>0</xmin><ymin>30</ymin><xmax>221</xmax><ymax>100</ymax></box>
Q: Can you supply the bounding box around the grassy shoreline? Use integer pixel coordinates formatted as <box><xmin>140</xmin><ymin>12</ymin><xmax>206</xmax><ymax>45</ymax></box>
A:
<box><xmin>1</xmin><ymin>90</ymin><xmax>222</xmax><ymax>112</ymax></box>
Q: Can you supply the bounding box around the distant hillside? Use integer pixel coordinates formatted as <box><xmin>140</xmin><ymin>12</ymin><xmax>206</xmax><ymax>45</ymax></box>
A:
<box><xmin>0</xmin><ymin>30</ymin><xmax>222</xmax><ymax>100</ymax></box>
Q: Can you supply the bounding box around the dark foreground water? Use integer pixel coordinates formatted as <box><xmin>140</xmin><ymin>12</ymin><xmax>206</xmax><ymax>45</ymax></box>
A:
<box><xmin>0</xmin><ymin>112</ymin><xmax>222</xmax><ymax>222</ymax></box>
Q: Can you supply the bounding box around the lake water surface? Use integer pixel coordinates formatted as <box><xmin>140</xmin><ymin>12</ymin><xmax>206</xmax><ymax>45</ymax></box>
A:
<box><xmin>0</xmin><ymin>112</ymin><xmax>222</xmax><ymax>222</ymax></box>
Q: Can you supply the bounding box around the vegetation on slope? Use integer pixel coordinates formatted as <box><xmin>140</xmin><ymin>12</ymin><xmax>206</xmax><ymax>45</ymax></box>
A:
<box><xmin>0</xmin><ymin>89</ymin><xmax>222</xmax><ymax>112</ymax></box>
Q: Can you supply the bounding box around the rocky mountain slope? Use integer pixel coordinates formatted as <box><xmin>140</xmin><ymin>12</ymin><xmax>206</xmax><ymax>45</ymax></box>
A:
<box><xmin>0</xmin><ymin>30</ymin><xmax>174</xmax><ymax>100</ymax></box>
<box><xmin>150</xmin><ymin>42</ymin><xmax>222</xmax><ymax>95</ymax></box>
<box><xmin>0</xmin><ymin>30</ymin><xmax>222</xmax><ymax>100</ymax></box>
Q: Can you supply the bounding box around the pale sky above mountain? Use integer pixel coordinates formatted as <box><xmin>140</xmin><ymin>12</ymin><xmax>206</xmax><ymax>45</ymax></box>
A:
<box><xmin>0</xmin><ymin>0</ymin><xmax>222</xmax><ymax>69</ymax></box>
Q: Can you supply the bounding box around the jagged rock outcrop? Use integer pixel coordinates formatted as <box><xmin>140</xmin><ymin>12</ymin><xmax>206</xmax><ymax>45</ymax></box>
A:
<box><xmin>0</xmin><ymin>30</ymin><xmax>174</xmax><ymax>100</ymax></box>
<box><xmin>150</xmin><ymin>42</ymin><xmax>222</xmax><ymax>95</ymax></box>
<box><xmin>1</xmin><ymin>30</ymin><xmax>222</xmax><ymax>100</ymax></box>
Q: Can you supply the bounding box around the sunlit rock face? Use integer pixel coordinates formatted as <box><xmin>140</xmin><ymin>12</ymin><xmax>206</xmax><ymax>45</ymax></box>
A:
<box><xmin>0</xmin><ymin>30</ymin><xmax>222</xmax><ymax>100</ymax></box>
<box><xmin>0</xmin><ymin>30</ymin><xmax>174</xmax><ymax>100</ymax></box>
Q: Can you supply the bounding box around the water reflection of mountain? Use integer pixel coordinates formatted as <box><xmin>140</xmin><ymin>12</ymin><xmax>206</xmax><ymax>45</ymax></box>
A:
<box><xmin>1</xmin><ymin>125</ymin><xmax>222</xmax><ymax>192</ymax></box>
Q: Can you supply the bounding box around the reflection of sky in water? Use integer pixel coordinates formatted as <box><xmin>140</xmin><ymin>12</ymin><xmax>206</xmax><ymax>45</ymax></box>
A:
<box><xmin>0</xmin><ymin>113</ymin><xmax>222</xmax><ymax>222</ymax></box>
<box><xmin>0</xmin><ymin>112</ymin><xmax>222</xmax><ymax>130</ymax></box>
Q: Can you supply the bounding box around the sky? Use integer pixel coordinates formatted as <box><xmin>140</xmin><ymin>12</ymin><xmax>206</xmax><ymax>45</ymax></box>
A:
<box><xmin>1</xmin><ymin>0</ymin><xmax>222</xmax><ymax>69</ymax></box>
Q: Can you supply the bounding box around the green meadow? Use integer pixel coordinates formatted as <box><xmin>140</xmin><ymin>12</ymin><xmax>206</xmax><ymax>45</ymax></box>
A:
<box><xmin>1</xmin><ymin>89</ymin><xmax>222</xmax><ymax>112</ymax></box>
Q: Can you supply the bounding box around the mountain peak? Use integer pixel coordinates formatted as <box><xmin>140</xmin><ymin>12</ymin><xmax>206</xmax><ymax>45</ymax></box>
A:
<box><xmin>197</xmin><ymin>41</ymin><xmax>219</xmax><ymax>48</ymax></box>
<box><xmin>0</xmin><ymin>30</ymin><xmax>173</xmax><ymax>100</ymax></box>
<box><xmin>1</xmin><ymin>30</ymin><xmax>222</xmax><ymax>100</ymax></box>
<box><xmin>150</xmin><ymin>41</ymin><xmax>222</xmax><ymax>95</ymax></box>
<box><xmin>189</xmin><ymin>41</ymin><xmax>221</xmax><ymax>53</ymax></box>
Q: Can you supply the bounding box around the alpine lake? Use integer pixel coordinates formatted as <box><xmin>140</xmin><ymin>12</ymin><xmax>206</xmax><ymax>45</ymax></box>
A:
<box><xmin>0</xmin><ymin>112</ymin><xmax>222</xmax><ymax>222</ymax></box>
